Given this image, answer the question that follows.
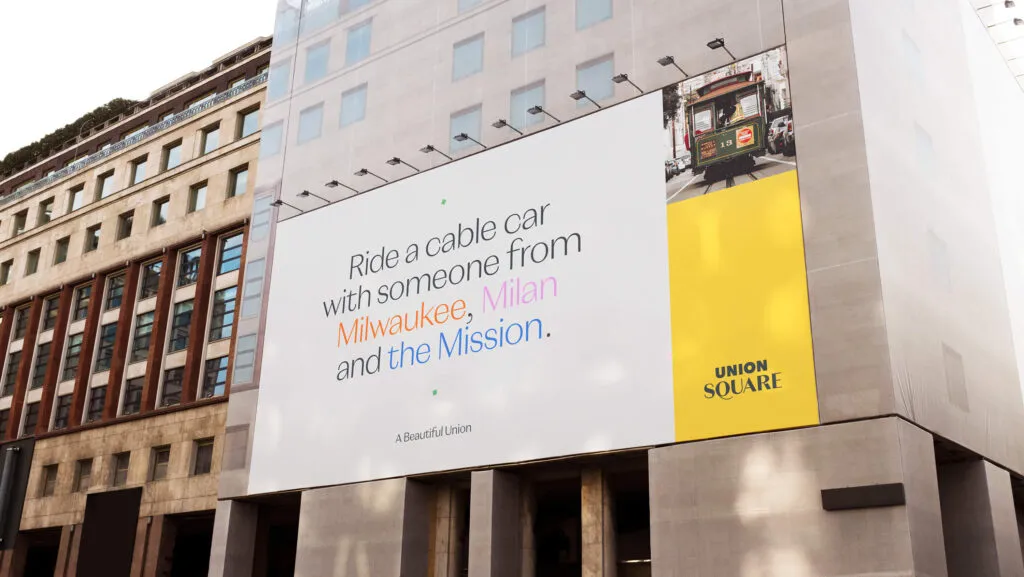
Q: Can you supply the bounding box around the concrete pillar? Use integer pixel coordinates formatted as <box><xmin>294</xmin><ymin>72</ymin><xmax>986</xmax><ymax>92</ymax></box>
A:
<box><xmin>53</xmin><ymin>524</ymin><xmax>82</xmax><ymax>577</ymax></box>
<box><xmin>520</xmin><ymin>481</ymin><xmax>535</xmax><ymax>577</ymax></box>
<box><xmin>469</xmin><ymin>470</ymin><xmax>521</xmax><ymax>577</ymax></box>
<box><xmin>434</xmin><ymin>485</ymin><xmax>472</xmax><ymax>577</ymax></box>
<box><xmin>649</xmin><ymin>418</ymin><xmax>946</xmax><ymax>577</ymax></box>
<box><xmin>581</xmin><ymin>469</ymin><xmax>616</xmax><ymax>577</ymax></box>
<box><xmin>0</xmin><ymin>534</ymin><xmax>27</xmax><ymax>577</ymax></box>
<box><xmin>207</xmin><ymin>500</ymin><xmax>258</xmax><ymax>577</ymax></box>
<box><xmin>293</xmin><ymin>478</ymin><xmax>430</xmax><ymax>577</ymax></box>
<box><xmin>939</xmin><ymin>459</ymin><xmax>1024</xmax><ymax>577</ymax></box>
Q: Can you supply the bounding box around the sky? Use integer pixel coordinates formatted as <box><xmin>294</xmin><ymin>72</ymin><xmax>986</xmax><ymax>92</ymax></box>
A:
<box><xmin>0</xmin><ymin>0</ymin><xmax>279</xmax><ymax>159</ymax></box>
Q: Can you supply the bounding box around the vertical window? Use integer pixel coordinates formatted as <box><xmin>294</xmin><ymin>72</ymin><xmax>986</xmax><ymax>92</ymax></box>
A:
<box><xmin>340</xmin><ymin>84</ymin><xmax>368</xmax><ymax>127</ymax></box>
<box><xmin>201</xmin><ymin>124</ymin><xmax>220</xmax><ymax>155</ymax></box>
<box><xmin>192</xmin><ymin>439</ymin><xmax>214</xmax><ymax>476</ymax></box>
<box><xmin>73</xmin><ymin>459</ymin><xmax>92</xmax><ymax>492</ymax></box>
<box><xmin>576</xmin><ymin>0</ymin><xmax>612</xmax><ymax>29</ymax></box>
<box><xmin>151</xmin><ymin>197</ymin><xmax>169</xmax><ymax>227</ymax></box>
<box><xmin>13</xmin><ymin>307</ymin><xmax>29</xmax><ymax>340</ymax></box>
<box><xmin>130</xmin><ymin>156</ymin><xmax>147</xmax><ymax>185</ymax></box>
<box><xmin>268</xmin><ymin>62</ymin><xmax>290</xmax><ymax>101</ymax></box>
<box><xmin>0</xmin><ymin>260</ymin><xmax>11</xmax><ymax>284</ymax></box>
<box><xmin>62</xmin><ymin>334</ymin><xmax>82</xmax><ymax>381</ymax></box>
<box><xmin>37</xmin><ymin>198</ymin><xmax>54</xmax><ymax>226</ymax></box>
<box><xmin>228</xmin><ymin>165</ymin><xmax>249</xmax><ymax>198</ymax></box>
<box><xmin>112</xmin><ymin>451</ymin><xmax>130</xmax><ymax>486</ymax></box>
<box><xmin>140</xmin><ymin>260</ymin><xmax>162</xmax><ymax>299</ymax></box>
<box><xmin>209</xmin><ymin>287</ymin><xmax>237</xmax><ymax>341</ymax></box>
<box><xmin>30</xmin><ymin>342</ymin><xmax>50</xmax><ymax>389</ymax></box>
<box><xmin>188</xmin><ymin>183</ymin><xmax>207</xmax><ymax>213</ymax></box>
<box><xmin>201</xmin><ymin>356</ymin><xmax>229</xmax><ymax>398</ymax></box>
<box><xmin>53</xmin><ymin>394</ymin><xmax>72</xmax><ymax>430</ymax></box>
<box><xmin>297</xmin><ymin>103</ymin><xmax>324</xmax><ymax>144</ymax></box>
<box><xmin>96</xmin><ymin>171</ymin><xmax>115</xmax><ymax>200</ymax></box>
<box><xmin>452</xmin><ymin>34</ymin><xmax>484</xmax><ymax>80</ymax></box>
<box><xmin>576</xmin><ymin>54</ymin><xmax>614</xmax><ymax>104</ymax></box>
<box><xmin>94</xmin><ymin>323</ymin><xmax>117</xmax><ymax>373</ymax></box>
<box><xmin>11</xmin><ymin>211</ymin><xmax>27</xmax><ymax>237</ymax></box>
<box><xmin>260</xmin><ymin>122</ymin><xmax>283</xmax><ymax>158</ymax></box>
<box><xmin>53</xmin><ymin>237</ymin><xmax>69</xmax><ymax>264</ymax></box>
<box><xmin>168</xmin><ymin>301</ymin><xmax>194</xmax><ymax>353</ymax></box>
<box><xmin>239</xmin><ymin>108</ymin><xmax>260</xmax><ymax>139</ymax></box>
<box><xmin>122</xmin><ymin>377</ymin><xmax>144</xmax><ymax>415</ymax></box>
<box><xmin>73</xmin><ymin>285</ymin><xmax>91</xmax><ymax>321</ymax></box>
<box><xmin>512</xmin><ymin>8</ymin><xmax>545</xmax><ymax>56</ymax></box>
<box><xmin>162</xmin><ymin>141</ymin><xmax>182</xmax><ymax>171</ymax></box>
<box><xmin>241</xmin><ymin>259</ymin><xmax>264</xmax><ymax>318</ymax></box>
<box><xmin>25</xmin><ymin>249</ymin><xmax>40</xmax><ymax>276</ymax></box>
<box><xmin>84</xmin><ymin>224</ymin><xmax>101</xmax><ymax>253</ymax></box>
<box><xmin>345</xmin><ymin>20</ymin><xmax>372</xmax><ymax>66</ymax></box>
<box><xmin>450</xmin><ymin>105</ymin><xmax>482</xmax><ymax>154</ymax></box>
<box><xmin>41</xmin><ymin>463</ymin><xmax>57</xmax><ymax>496</ymax></box>
<box><xmin>150</xmin><ymin>446</ymin><xmax>171</xmax><ymax>481</ymax></box>
<box><xmin>2</xmin><ymin>351</ymin><xmax>20</xmax><ymax>396</ymax></box>
<box><xmin>86</xmin><ymin>386</ymin><xmax>106</xmax><ymax>423</ymax></box>
<box><xmin>305</xmin><ymin>41</ymin><xmax>330</xmax><ymax>84</ymax></box>
<box><xmin>458</xmin><ymin>0</ymin><xmax>482</xmax><ymax>12</ymax></box>
<box><xmin>177</xmin><ymin>247</ymin><xmax>202</xmax><ymax>287</ymax></box>
<box><xmin>0</xmin><ymin>410</ymin><xmax>8</xmax><ymax>437</ymax></box>
<box><xmin>117</xmin><ymin>210</ymin><xmax>133</xmax><ymax>240</ymax></box>
<box><xmin>161</xmin><ymin>368</ymin><xmax>184</xmax><ymax>407</ymax></box>
<box><xmin>218</xmin><ymin>233</ymin><xmax>244</xmax><ymax>275</ymax></box>
<box><xmin>42</xmin><ymin>295</ymin><xmax>60</xmax><ymax>330</ymax></box>
<box><xmin>105</xmin><ymin>274</ymin><xmax>125</xmax><ymax>310</ymax></box>
<box><xmin>233</xmin><ymin>335</ymin><xmax>257</xmax><ymax>383</ymax></box>
<box><xmin>21</xmin><ymin>402</ymin><xmax>39</xmax><ymax>437</ymax></box>
<box><xmin>68</xmin><ymin>186</ymin><xmax>85</xmax><ymax>212</ymax></box>
<box><xmin>130</xmin><ymin>313</ymin><xmax>154</xmax><ymax>363</ymax></box>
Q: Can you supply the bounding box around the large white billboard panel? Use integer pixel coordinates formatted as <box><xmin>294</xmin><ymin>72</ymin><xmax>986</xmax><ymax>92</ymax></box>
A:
<box><xmin>248</xmin><ymin>95</ymin><xmax>674</xmax><ymax>493</ymax></box>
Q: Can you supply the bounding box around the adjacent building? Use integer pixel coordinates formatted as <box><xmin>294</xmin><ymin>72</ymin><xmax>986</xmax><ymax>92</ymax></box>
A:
<box><xmin>0</xmin><ymin>38</ymin><xmax>270</xmax><ymax>576</ymax></box>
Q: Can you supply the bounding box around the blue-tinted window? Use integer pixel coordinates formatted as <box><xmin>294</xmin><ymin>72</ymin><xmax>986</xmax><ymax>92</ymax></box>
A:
<box><xmin>458</xmin><ymin>0</ymin><xmax>482</xmax><ymax>12</ymax></box>
<box><xmin>340</xmin><ymin>84</ymin><xmax>368</xmax><ymax>127</ymax></box>
<box><xmin>510</xmin><ymin>82</ymin><xmax>545</xmax><ymax>129</ymax></box>
<box><xmin>261</xmin><ymin>122</ymin><xmax>283</xmax><ymax>157</ymax></box>
<box><xmin>453</xmin><ymin>34</ymin><xmax>484</xmax><ymax>80</ymax></box>
<box><xmin>346</xmin><ymin>21</ymin><xmax>372</xmax><ymax>66</ymax></box>
<box><xmin>512</xmin><ymin>8</ymin><xmax>545</xmax><ymax>56</ymax></box>
<box><xmin>305</xmin><ymin>41</ymin><xmax>330</xmax><ymax>84</ymax></box>
<box><xmin>268</xmin><ymin>62</ymin><xmax>290</xmax><ymax>100</ymax></box>
<box><xmin>576</xmin><ymin>55</ymin><xmax>614</xmax><ymax>105</ymax></box>
<box><xmin>576</xmin><ymin>0</ymin><xmax>612</xmax><ymax>30</ymax></box>
<box><xmin>298</xmin><ymin>104</ymin><xmax>324</xmax><ymax>144</ymax></box>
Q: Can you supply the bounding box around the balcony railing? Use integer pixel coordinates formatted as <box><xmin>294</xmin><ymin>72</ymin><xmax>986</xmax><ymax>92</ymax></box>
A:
<box><xmin>0</xmin><ymin>72</ymin><xmax>268</xmax><ymax>208</ymax></box>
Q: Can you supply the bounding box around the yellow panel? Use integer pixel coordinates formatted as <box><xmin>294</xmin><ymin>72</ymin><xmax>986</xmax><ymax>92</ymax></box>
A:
<box><xmin>668</xmin><ymin>171</ymin><xmax>819</xmax><ymax>442</ymax></box>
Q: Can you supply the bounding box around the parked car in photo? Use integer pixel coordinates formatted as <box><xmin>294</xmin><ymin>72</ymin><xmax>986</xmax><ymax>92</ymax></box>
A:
<box><xmin>767</xmin><ymin>116</ymin><xmax>789</xmax><ymax>154</ymax></box>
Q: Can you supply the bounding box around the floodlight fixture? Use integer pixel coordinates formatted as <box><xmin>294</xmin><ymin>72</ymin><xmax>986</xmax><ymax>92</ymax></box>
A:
<box><xmin>386</xmin><ymin>157</ymin><xmax>420</xmax><ymax>172</ymax></box>
<box><xmin>419</xmin><ymin>144</ymin><xmax>453</xmax><ymax>161</ymax></box>
<box><xmin>527</xmin><ymin>105</ymin><xmax>561</xmax><ymax>123</ymax></box>
<box><xmin>298</xmin><ymin>190</ymin><xmax>329</xmax><ymax>204</ymax></box>
<box><xmin>491</xmin><ymin>119</ymin><xmax>524</xmax><ymax>136</ymax></box>
<box><xmin>270</xmin><ymin>199</ymin><xmax>303</xmax><ymax>212</ymax></box>
<box><xmin>569</xmin><ymin>90</ymin><xmax>602</xmax><ymax>109</ymax></box>
<box><xmin>612</xmin><ymin>73</ymin><xmax>644</xmax><ymax>94</ymax></box>
<box><xmin>656</xmin><ymin>55</ymin><xmax>689</xmax><ymax>76</ymax></box>
<box><xmin>707</xmin><ymin>37</ymin><xmax>736</xmax><ymax>60</ymax></box>
<box><xmin>453</xmin><ymin>132</ymin><xmax>487</xmax><ymax>149</ymax></box>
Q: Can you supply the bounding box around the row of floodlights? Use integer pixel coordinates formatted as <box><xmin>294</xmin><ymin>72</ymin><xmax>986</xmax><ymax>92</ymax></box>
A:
<box><xmin>272</xmin><ymin>39</ymin><xmax>737</xmax><ymax>212</ymax></box>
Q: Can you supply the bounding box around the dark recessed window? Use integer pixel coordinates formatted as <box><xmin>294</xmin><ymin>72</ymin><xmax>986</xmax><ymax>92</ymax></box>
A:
<box><xmin>96</xmin><ymin>171</ymin><xmax>115</xmax><ymax>200</ymax></box>
<box><xmin>42</xmin><ymin>295</ymin><xmax>60</xmax><ymax>330</ymax></box>
<box><xmin>21</xmin><ymin>402</ymin><xmax>39</xmax><ymax>437</ymax></box>
<box><xmin>117</xmin><ymin>210</ymin><xmax>134</xmax><ymax>240</ymax></box>
<box><xmin>122</xmin><ymin>377</ymin><xmax>144</xmax><ymax>416</ymax></box>
<box><xmin>53</xmin><ymin>394</ymin><xmax>72</xmax><ymax>430</ymax></box>
<box><xmin>73</xmin><ymin>285</ymin><xmax>91</xmax><ymax>321</ymax></box>
<box><xmin>140</xmin><ymin>260</ymin><xmax>162</xmax><ymax>299</ymax></box>
<box><xmin>2</xmin><ymin>351</ymin><xmax>21</xmax><ymax>397</ymax></box>
<box><xmin>13</xmin><ymin>306</ymin><xmax>29</xmax><ymax>340</ymax></box>
<box><xmin>178</xmin><ymin>247</ymin><xmax>202</xmax><ymax>286</ymax></box>
<box><xmin>209</xmin><ymin>287</ymin><xmax>237</xmax><ymax>342</ymax></box>
<box><xmin>62</xmin><ymin>334</ymin><xmax>83</xmax><ymax>382</ymax></box>
<box><xmin>53</xmin><ymin>237</ymin><xmax>70</xmax><ymax>265</ymax></box>
<box><xmin>151</xmin><ymin>197</ymin><xmax>170</xmax><ymax>227</ymax></box>
<box><xmin>30</xmin><ymin>342</ymin><xmax>50</xmax><ymax>390</ymax></box>
<box><xmin>218</xmin><ymin>233</ymin><xmax>244</xmax><ymax>275</ymax></box>
<box><xmin>161</xmin><ymin>368</ymin><xmax>184</xmax><ymax>407</ymax></box>
<box><xmin>202</xmin><ymin>356</ymin><xmax>229</xmax><ymax>399</ymax></box>
<box><xmin>112</xmin><ymin>451</ymin><xmax>130</xmax><ymax>487</ymax></box>
<box><xmin>192</xmin><ymin>439</ymin><xmax>214</xmax><ymax>476</ymax></box>
<box><xmin>84</xmin><ymin>224</ymin><xmax>101</xmax><ymax>253</ymax></box>
<box><xmin>73</xmin><ymin>459</ymin><xmax>92</xmax><ymax>492</ymax></box>
<box><xmin>106</xmin><ymin>274</ymin><xmax>125</xmax><ymax>310</ymax></box>
<box><xmin>168</xmin><ymin>301</ymin><xmax>194</xmax><ymax>353</ymax></box>
<box><xmin>86</xmin><ymin>386</ymin><xmax>106</xmax><ymax>423</ymax></box>
<box><xmin>130</xmin><ymin>312</ymin><xmax>155</xmax><ymax>364</ymax></box>
<box><xmin>40</xmin><ymin>463</ymin><xmax>57</xmax><ymax>496</ymax></box>
<box><xmin>151</xmin><ymin>446</ymin><xmax>171</xmax><ymax>481</ymax></box>
<box><xmin>94</xmin><ymin>323</ymin><xmax>117</xmax><ymax>373</ymax></box>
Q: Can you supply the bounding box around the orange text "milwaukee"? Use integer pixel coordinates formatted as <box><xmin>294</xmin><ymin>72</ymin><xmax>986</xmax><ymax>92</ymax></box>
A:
<box><xmin>338</xmin><ymin>299</ymin><xmax>467</xmax><ymax>347</ymax></box>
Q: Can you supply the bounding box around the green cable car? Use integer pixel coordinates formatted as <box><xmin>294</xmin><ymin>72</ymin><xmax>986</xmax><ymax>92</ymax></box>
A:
<box><xmin>687</xmin><ymin>71</ymin><xmax>769</xmax><ymax>182</ymax></box>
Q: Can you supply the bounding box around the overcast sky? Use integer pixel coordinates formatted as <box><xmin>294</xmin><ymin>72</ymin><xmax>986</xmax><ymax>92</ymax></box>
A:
<box><xmin>0</xmin><ymin>0</ymin><xmax>279</xmax><ymax>159</ymax></box>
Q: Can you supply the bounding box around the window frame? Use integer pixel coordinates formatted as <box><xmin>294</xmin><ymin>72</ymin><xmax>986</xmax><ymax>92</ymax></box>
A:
<box><xmin>177</xmin><ymin>247</ymin><xmax>202</xmax><ymax>287</ymax></box>
<box><xmin>150</xmin><ymin>446</ymin><xmax>171</xmax><ymax>481</ymax></box>
<box><xmin>192</xmin><ymin>439</ymin><xmax>215</xmax><ymax>476</ymax></box>
<box><xmin>105</xmin><ymin>273</ymin><xmax>126</xmax><ymax>310</ymax></box>
<box><xmin>168</xmin><ymin>301</ymin><xmax>194</xmax><ymax>353</ymax></box>
<box><xmin>84</xmin><ymin>224</ymin><xmax>101</xmax><ymax>253</ymax></box>
<box><xmin>218</xmin><ymin>233</ymin><xmax>244</xmax><ymax>275</ymax></box>
<box><xmin>201</xmin><ymin>356</ymin><xmax>229</xmax><ymax>398</ymax></box>
<box><xmin>130</xmin><ymin>312</ymin><xmax>155</xmax><ymax>364</ymax></box>
<box><xmin>61</xmin><ymin>333</ymin><xmax>83</xmax><ymax>382</ymax></box>
<box><xmin>117</xmin><ymin>210</ymin><xmax>134</xmax><ymax>240</ymax></box>
<box><xmin>73</xmin><ymin>458</ymin><xmax>92</xmax><ymax>492</ymax></box>
<box><xmin>140</xmin><ymin>260</ymin><xmax>162</xmax><ymax>299</ymax></box>
<box><xmin>86</xmin><ymin>386</ymin><xmax>106</xmax><ymax>423</ymax></box>
<box><xmin>452</xmin><ymin>33</ymin><xmax>485</xmax><ymax>81</ymax></box>
<box><xmin>41</xmin><ymin>463</ymin><xmax>58</xmax><ymax>497</ymax></box>
<box><xmin>112</xmin><ymin>451</ymin><xmax>130</xmax><ymax>487</ymax></box>
<box><xmin>161</xmin><ymin>367</ymin><xmax>184</xmax><ymax>407</ymax></box>
<box><xmin>94</xmin><ymin>322</ymin><xmax>117</xmax><ymax>373</ymax></box>
<box><xmin>209</xmin><ymin>287</ymin><xmax>237</xmax><ymax>342</ymax></box>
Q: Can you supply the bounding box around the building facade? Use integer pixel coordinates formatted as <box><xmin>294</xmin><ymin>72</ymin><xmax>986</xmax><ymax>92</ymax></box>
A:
<box><xmin>205</xmin><ymin>0</ymin><xmax>1024</xmax><ymax>577</ymax></box>
<box><xmin>0</xmin><ymin>38</ymin><xmax>270</xmax><ymax>576</ymax></box>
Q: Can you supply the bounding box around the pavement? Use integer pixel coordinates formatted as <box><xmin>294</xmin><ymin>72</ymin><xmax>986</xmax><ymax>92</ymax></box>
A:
<box><xmin>664</xmin><ymin>152</ymin><xmax>797</xmax><ymax>205</ymax></box>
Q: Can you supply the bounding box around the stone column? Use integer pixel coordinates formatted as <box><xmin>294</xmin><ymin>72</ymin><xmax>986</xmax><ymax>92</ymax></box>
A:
<box><xmin>939</xmin><ymin>459</ymin><xmax>1024</xmax><ymax>577</ymax></box>
<box><xmin>520</xmin><ymin>480</ymin><xmax>535</xmax><ymax>577</ymax></box>
<box><xmin>53</xmin><ymin>523</ymin><xmax>82</xmax><ymax>577</ymax></box>
<box><xmin>207</xmin><ymin>500</ymin><xmax>258</xmax><ymax>577</ymax></box>
<box><xmin>582</xmin><ymin>469</ymin><xmax>616</xmax><ymax>577</ymax></box>
<box><xmin>469</xmin><ymin>470</ymin><xmax>521</xmax><ymax>577</ymax></box>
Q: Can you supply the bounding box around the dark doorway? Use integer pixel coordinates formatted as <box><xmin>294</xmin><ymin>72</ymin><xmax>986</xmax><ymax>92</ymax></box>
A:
<box><xmin>611</xmin><ymin>470</ymin><xmax>651</xmax><ymax>577</ymax></box>
<box><xmin>21</xmin><ymin>528</ymin><xmax>61</xmax><ymax>577</ymax></box>
<box><xmin>534</xmin><ymin>478</ymin><xmax>582</xmax><ymax>577</ymax></box>
<box><xmin>252</xmin><ymin>493</ymin><xmax>300</xmax><ymax>577</ymax></box>
<box><xmin>168</xmin><ymin>512</ymin><xmax>215</xmax><ymax>577</ymax></box>
<box><xmin>77</xmin><ymin>488</ymin><xmax>142</xmax><ymax>577</ymax></box>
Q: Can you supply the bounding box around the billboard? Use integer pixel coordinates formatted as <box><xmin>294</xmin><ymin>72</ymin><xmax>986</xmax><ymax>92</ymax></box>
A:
<box><xmin>249</xmin><ymin>47</ymin><xmax>817</xmax><ymax>493</ymax></box>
